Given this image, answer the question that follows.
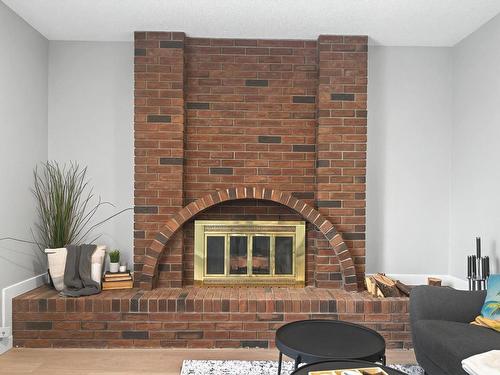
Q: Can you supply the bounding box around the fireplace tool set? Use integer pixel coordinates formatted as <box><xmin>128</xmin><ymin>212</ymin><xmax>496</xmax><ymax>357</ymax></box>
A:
<box><xmin>466</xmin><ymin>237</ymin><xmax>490</xmax><ymax>291</ymax></box>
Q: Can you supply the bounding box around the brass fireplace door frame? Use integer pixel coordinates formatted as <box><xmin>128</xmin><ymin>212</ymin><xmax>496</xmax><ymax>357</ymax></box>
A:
<box><xmin>194</xmin><ymin>220</ymin><xmax>305</xmax><ymax>286</ymax></box>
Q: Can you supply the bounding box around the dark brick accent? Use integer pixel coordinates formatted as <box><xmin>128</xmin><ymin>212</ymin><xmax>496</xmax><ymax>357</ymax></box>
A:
<box><xmin>134</xmin><ymin>48</ymin><xmax>146</xmax><ymax>56</ymax></box>
<box><xmin>134</xmin><ymin>263</ymin><xmax>143</xmax><ymax>272</ymax></box>
<box><xmin>155</xmin><ymin>233</ymin><xmax>169</xmax><ymax>244</ymax></box>
<box><xmin>160</xmin><ymin>41</ymin><xmax>184</xmax><ymax>48</ymax></box>
<box><xmin>241</xmin><ymin>340</ymin><xmax>269</xmax><ymax>348</ymax></box>
<box><xmin>293</xmin><ymin>144</ymin><xmax>315</xmax><ymax>152</ymax></box>
<box><xmin>158</xmin><ymin>264</ymin><xmax>170</xmax><ymax>272</ymax></box>
<box><xmin>147</xmin><ymin>115</ymin><xmax>171</xmax><ymax>123</ymax></box>
<box><xmin>159</xmin><ymin>157</ymin><xmax>184</xmax><ymax>165</ymax></box>
<box><xmin>292</xmin><ymin>192</ymin><xmax>315</xmax><ymax>199</ymax></box>
<box><xmin>343</xmin><ymin>233</ymin><xmax>366</xmax><ymax>240</ymax></box>
<box><xmin>356</xmin><ymin>110</ymin><xmax>367</xmax><ymax>118</ymax></box>
<box><xmin>292</xmin><ymin>95</ymin><xmax>315</xmax><ymax>103</ymax></box>
<box><xmin>25</xmin><ymin>322</ymin><xmax>52</xmax><ymax>330</ymax></box>
<box><xmin>122</xmin><ymin>331</ymin><xmax>149</xmax><ymax>339</ymax></box>
<box><xmin>344</xmin><ymin>275</ymin><xmax>358</xmax><ymax>284</ymax></box>
<box><xmin>209</xmin><ymin>167</ymin><xmax>233</xmax><ymax>175</ymax></box>
<box><xmin>130</xmin><ymin>292</ymin><xmax>143</xmax><ymax>312</ymax></box>
<box><xmin>186</xmin><ymin>102</ymin><xmax>210</xmax><ymax>109</ymax></box>
<box><xmin>316</xmin><ymin>160</ymin><xmax>329</xmax><ymax>167</ymax></box>
<box><xmin>134</xmin><ymin>206</ymin><xmax>158</xmax><ymax>214</ymax></box>
<box><xmin>316</xmin><ymin>200</ymin><xmax>341</xmax><ymax>208</ymax></box>
<box><xmin>245</xmin><ymin>79</ymin><xmax>269</xmax><ymax>87</ymax></box>
<box><xmin>355</xmin><ymin>176</ymin><xmax>366</xmax><ymax>183</ymax></box>
<box><xmin>330</xmin><ymin>273</ymin><xmax>343</xmax><ymax>281</ymax></box>
<box><xmin>331</xmin><ymin>93</ymin><xmax>355</xmax><ymax>101</ymax></box>
<box><xmin>325</xmin><ymin>228</ymin><xmax>338</xmax><ymax>240</ymax></box>
<box><xmin>134</xmin><ymin>231</ymin><xmax>145</xmax><ymax>239</ymax></box>
<box><xmin>355</xmin><ymin>193</ymin><xmax>365</xmax><ymax>200</ymax></box>
<box><xmin>258</xmin><ymin>136</ymin><xmax>281</xmax><ymax>144</ymax></box>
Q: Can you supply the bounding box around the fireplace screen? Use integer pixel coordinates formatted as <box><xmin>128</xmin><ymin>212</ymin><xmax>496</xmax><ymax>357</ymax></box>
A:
<box><xmin>194</xmin><ymin>220</ymin><xmax>305</xmax><ymax>286</ymax></box>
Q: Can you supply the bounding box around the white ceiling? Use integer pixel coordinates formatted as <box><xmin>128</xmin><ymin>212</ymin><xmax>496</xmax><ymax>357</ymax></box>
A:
<box><xmin>3</xmin><ymin>0</ymin><xmax>500</xmax><ymax>46</ymax></box>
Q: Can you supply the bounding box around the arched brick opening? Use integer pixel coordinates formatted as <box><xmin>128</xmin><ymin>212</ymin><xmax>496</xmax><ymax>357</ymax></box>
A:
<box><xmin>138</xmin><ymin>187</ymin><xmax>358</xmax><ymax>291</ymax></box>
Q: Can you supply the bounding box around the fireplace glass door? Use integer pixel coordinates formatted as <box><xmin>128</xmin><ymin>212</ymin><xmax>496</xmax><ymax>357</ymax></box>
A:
<box><xmin>195</xmin><ymin>221</ymin><xmax>305</xmax><ymax>286</ymax></box>
<box><xmin>252</xmin><ymin>236</ymin><xmax>270</xmax><ymax>275</ymax></box>
<box><xmin>229</xmin><ymin>236</ymin><xmax>248</xmax><ymax>274</ymax></box>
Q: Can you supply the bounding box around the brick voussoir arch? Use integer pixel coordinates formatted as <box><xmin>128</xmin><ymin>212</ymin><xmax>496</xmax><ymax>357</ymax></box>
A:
<box><xmin>139</xmin><ymin>186</ymin><xmax>358</xmax><ymax>291</ymax></box>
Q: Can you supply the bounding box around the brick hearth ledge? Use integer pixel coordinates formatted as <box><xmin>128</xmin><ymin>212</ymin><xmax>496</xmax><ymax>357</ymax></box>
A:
<box><xmin>13</xmin><ymin>286</ymin><xmax>411</xmax><ymax>349</ymax></box>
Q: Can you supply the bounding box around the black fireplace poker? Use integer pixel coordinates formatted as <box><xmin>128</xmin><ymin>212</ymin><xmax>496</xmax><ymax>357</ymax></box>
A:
<box><xmin>467</xmin><ymin>237</ymin><xmax>490</xmax><ymax>291</ymax></box>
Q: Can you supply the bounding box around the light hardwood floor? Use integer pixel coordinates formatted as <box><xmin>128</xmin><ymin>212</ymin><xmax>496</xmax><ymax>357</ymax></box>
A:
<box><xmin>0</xmin><ymin>348</ymin><xmax>416</xmax><ymax>375</ymax></box>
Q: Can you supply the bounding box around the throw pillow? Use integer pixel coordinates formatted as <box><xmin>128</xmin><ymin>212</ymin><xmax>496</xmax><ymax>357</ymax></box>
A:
<box><xmin>472</xmin><ymin>274</ymin><xmax>500</xmax><ymax>332</ymax></box>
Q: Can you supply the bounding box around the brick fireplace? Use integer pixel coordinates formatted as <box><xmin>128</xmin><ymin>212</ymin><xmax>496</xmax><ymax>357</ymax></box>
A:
<box><xmin>12</xmin><ymin>32</ymin><xmax>411</xmax><ymax>350</ymax></box>
<box><xmin>133</xmin><ymin>32</ymin><xmax>368</xmax><ymax>291</ymax></box>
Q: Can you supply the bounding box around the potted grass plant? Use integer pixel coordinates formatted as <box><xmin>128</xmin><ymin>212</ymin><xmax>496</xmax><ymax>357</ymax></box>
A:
<box><xmin>1</xmin><ymin>161</ymin><xmax>131</xmax><ymax>290</ymax></box>
<box><xmin>108</xmin><ymin>249</ymin><xmax>120</xmax><ymax>273</ymax></box>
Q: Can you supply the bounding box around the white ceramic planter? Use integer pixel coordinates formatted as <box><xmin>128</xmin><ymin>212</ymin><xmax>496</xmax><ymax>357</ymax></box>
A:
<box><xmin>45</xmin><ymin>248</ymin><xmax>67</xmax><ymax>291</ymax></box>
<box><xmin>45</xmin><ymin>245</ymin><xmax>107</xmax><ymax>290</ymax></box>
<box><xmin>109</xmin><ymin>262</ymin><xmax>119</xmax><ymax>273</ymax></box>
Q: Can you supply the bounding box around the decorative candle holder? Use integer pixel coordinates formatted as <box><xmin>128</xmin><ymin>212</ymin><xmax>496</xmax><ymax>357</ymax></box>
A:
<box><xmin>467</xmin><ymin>237</ymin><xmax>490</xmax><ymax>291</ymax></box>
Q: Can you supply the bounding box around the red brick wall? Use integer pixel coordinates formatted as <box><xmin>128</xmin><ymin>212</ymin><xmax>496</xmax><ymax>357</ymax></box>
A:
<box><xmin>316</xmin><ymin>36</ymin><xmax>368</xmax><ymax>286</ymax></box>
<box><xmin>134</xmin><ymin>32</ymin><xmax>367</xmax><ymax>289</ymax></box>
<box><xmin>184</xmin><ymin>38</ymin><xmax>318</xmax><ymax>202</ymax></box>
<box><xmin>134</xmin><ymin>32</ymin><xmax>186</xmax><ymax>287</ymax></box>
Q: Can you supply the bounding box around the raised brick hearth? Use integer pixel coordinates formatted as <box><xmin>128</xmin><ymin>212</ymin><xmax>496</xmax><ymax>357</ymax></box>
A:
<box><xmin>13</xmin><ymin>286</ymin><xmax>411</xmax><ymax>349</ymax></box>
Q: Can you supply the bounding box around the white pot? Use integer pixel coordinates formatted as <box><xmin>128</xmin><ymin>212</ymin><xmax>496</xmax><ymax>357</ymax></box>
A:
<box><xmin>109</xmin><ymin>262</ymin><xmax>120</xmax><ymax>273</ymax></box>
<box><xmin>45</xmin><ymin>248</ymin><xmax>67</xmax><ymax>291</ymax></box>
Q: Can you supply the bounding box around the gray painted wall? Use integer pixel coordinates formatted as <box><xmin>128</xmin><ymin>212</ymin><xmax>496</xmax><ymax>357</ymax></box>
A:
<box><xmin>367</xmin><ymin>46</ymin><xmax>453</xmax><ymax>274</ymax></box>
<box><xmin>451</xmin><ymin>13</ymin><xmax>500</xmax><ymax>277</ymax></box>
<box><xmin>0</xmin><ymin>2</ymin><xmax>48</xmax><ymax>314</ymax></box>
<box><xmin>48</xmin><ymin>41</ymin><xmax>134</xmax><ymax>267</ymax></box>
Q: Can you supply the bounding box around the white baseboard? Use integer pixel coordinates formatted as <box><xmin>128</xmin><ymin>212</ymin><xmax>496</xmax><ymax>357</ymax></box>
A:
<box><xmin>0</xmin><ymin>273</ymin><xmax>47</xmax><ymax>355</ymax></box>
<box><xmin>381</xmin><ymin>273</ymin><xmax>469</xmax><ymax>290</ymax></box>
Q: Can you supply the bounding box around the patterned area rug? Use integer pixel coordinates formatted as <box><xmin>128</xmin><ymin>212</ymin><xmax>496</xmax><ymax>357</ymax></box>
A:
<box><xmin>180</xmin><ymin>360</ymin><xmax>425</xmax><ymax>375</ymax></box>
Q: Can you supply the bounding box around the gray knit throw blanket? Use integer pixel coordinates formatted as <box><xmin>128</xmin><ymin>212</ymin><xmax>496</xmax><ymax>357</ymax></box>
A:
<box><xmin>60</xmin><ymin>244</ymin><xmax>100</xmax><ymax>297</ymax></box>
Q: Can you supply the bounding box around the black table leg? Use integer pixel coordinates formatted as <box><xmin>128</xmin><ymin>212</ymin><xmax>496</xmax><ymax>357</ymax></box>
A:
<box><xmin>277</xmin><ymin>351</ymin><xmax>282</xmax><ymax>375</ymax></box>
<box><xmin>294</xmin><ymin>355</ymin><xmax>301</xmax><ymax>370</ymax></box>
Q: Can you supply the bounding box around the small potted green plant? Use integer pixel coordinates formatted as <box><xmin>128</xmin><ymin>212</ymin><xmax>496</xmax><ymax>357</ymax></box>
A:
<box><xmin>109</xmin><ymin>249</ymin><xmax>120</xmax><ymax>273</ymax></box>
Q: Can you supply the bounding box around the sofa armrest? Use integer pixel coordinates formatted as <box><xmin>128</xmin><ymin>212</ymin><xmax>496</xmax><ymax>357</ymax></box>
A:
<box><xmin>410</xmin><ymin>285</ymin><xmax>486</xmax><ymax>324</ymax></box>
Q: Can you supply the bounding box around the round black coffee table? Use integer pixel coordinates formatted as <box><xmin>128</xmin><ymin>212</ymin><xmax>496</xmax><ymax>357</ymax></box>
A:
<box><xmin>291</xmin><ymin>360</ymin><xmax>405</xmax><ymax>375</ymax></box>
<box><xmin>275</xmin><ymin>320</ymin><xmax>386</xmax><ymax>375</ymax></box>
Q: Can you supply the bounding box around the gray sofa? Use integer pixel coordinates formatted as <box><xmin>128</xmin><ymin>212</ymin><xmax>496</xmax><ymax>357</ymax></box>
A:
<box><xmin>410</xmin><ymin>285</ymin><xmax>499</xmax><ymax>375</ymax></box>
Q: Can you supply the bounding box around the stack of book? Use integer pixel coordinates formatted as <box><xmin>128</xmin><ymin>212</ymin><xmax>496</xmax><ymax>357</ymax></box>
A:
<box><xmin>102</xmin><ymin>271</ymin><xmax>133</xmax><ymax>290</ymax></box>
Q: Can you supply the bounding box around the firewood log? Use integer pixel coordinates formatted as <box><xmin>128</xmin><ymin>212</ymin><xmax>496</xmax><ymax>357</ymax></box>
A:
<box><xmin>395</xmin><ymin>280</ymin><xmax>411</xmax><ymax>296</ymax></box>
<box><xmin>372</xmin><ymin>273</ymin><xmax>402</xmax><ymax>297</ymax></box>
<box><xmin>428</xmin><ymin>277</ymin><xmax>442</xmax><ymax>286</ymax></box>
